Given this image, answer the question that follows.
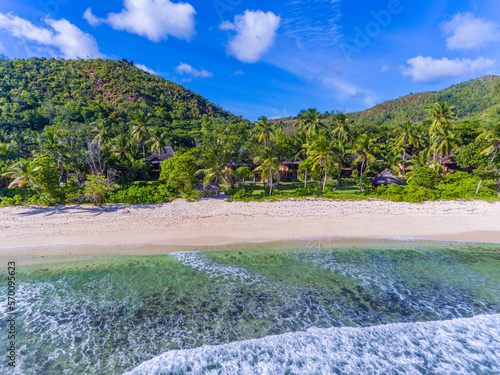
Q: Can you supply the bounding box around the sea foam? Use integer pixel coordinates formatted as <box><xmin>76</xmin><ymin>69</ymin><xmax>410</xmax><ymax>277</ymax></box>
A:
<box><xmin>126</xmin><ymin>314</ymin><xmax>500</xmax><ymax>375</ymax></box>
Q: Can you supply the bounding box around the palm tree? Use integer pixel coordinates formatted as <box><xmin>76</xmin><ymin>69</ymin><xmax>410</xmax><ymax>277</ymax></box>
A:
<box><xmin>254</xmin><ymin>148</ymin><xmax>280</xmax><ymax>196</ymax></box>
<box><xmin>10</xmin><ymin>130</ymin><xmax>35</xmax><ymax>158</ymax></box>
<box><xmin>426</xmin><ymin>101</ymin><xmax>456</xmax><ymax>159</ymax></box>
<box><xmin>254</xmin><ymin>116</ymin><xmax>274</xmax><ymax>149</ymax></box>
<box><xmin>298</xmin><ymin>108</ymin><xmax>325</xmax><ymax>136</ymax></box>
<box><xmin>380</xmin><ymin>143</ymin><xmax>403</xmax><ymax>177</ymax></box>
<box><xmin>305</xmin><ymin>130</ymin><xmax>337</xmax><ymax>193</ymax></box>
<box><xmin>2</xmin><ymin>159</ymin><xmax>51</xmax><ymax>206</ymax></box>
<box><xmin>130</xmin><ymin>110</ymin><xmax>151</xmax><ymax>159</ymax></box>
<box><xmin>145</xmin><ymin>127</ymin><xmax>169</xmax><ymax>156</ymax></box>
<box><xmin>111</xmin><ymin>134</ymin><xmax>135</xmax><ymax>162</ymax></box>
<box><xmin>197</xmin><ymin>149</ymin><xmax>230</xmax><ymax>196</ymax></box>
<box><xmin>407</xmin><ymin>149</ymin><xmax>431</xmax><ymax>172</ymax></box>
<box><xmin>430</xmin><ymin>124</ymin><xmax>458</xmax><ymax>169</ymax></box>
<box><xmin>293</xmin><ymin>131</ymin><xmax>310</xmax><ymax>187</ymax></box>
<box><xmin>395</xmin><ymin>121</ymin><xmax>418</xmax><ymax>175</ymax></box>
<box><xmin>331</xmin><ymin>113</ymin><xmax>351</xmax><ymax>141</ymax></box>
<box><xmin>352</xmin><ymin>134</ymin><xmax>380</xmax><ymax>192</ymax></box>
<box><xmin>475</xmin><ymin>122</ymin><xmax>500</xmax><ymax>195</ymax></box>
<box><xmin>333</xmin><ymin>136</ymin><xmax>350</xmax><ymax>189</ymax></box>
<box><xmin>38</xmin><ymin>126</ymin><xmax>65</xmax><ymax>182</ymax></box>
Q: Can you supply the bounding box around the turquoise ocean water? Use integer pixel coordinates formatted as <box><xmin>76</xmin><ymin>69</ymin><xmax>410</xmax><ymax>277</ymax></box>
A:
<box><xmin>0</xmin><ymin>239</ymin><xmax>499</xmax><ymax>374</ymax></box>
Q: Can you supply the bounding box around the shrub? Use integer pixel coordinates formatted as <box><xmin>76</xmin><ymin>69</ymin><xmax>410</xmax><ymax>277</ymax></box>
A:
<box><xmin>84</xmin><ymin>174</ymin><xmax>114</xmax><ymax>206</ymax></box>
<box><xmin>107</xmin><ymin>182</ymin><xmax>175</xmax><ymax>205</ymax></box>
<box><xmin>159</xmin><ymin>154</ymin><xmax>198</xmax><ymax>195</ymax></box>
<box><xmin>408</xmin><ymin>167</ymin><xmax>440</xmax><ymax>189</ymax></box>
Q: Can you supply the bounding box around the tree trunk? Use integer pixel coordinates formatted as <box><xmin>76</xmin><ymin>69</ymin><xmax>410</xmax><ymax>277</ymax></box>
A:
<box><xmin>28</xmin><ymin>179</ymin><xmax>51</xmax><ymax>206</ymax></box>
<box><xmin>0</xmin><ymin>195</ymin><xmax>7</xmax><ymax>205</ymax></box>
<box><xmin>359</xmin><ymin>159</ymin><xmax>365</xmax><ymax>192</ymax></box>
<box><xmin>57</xmin><ymin>157</ymin><xmax>64</xmax><ymax>184</ymax></box>
<box><xmin>142</xmin><ymin>140</ymin><xmax>146</xmax><ymax>160</ymax></box>
<box><xmin>336</xmin><ymin>164</ymin><xmax>342</xmax><ymax>188</ymax></box>
<box><xmin>304</xmin><ymin>169</ymin><xmax>308</xmax><ymax>188</ymax></box>
<box><xmin>276</xmin><ymin>166</ymin><xmax>280</xmax><ymax>192</ymax></box>
<box><xmin>402</xmin><ymin>145</ymin><xmax>407</xmax><ymax>176</ymax></box>
<box><xmin>475</xmin><ymin>180</ymin><xmax>483</xmax><ymax>196</ymax></box>
<box><xmin>323</xmin><ymin>159</ymin><xmax>327</xmax><ymax>193</ymax></box>
<box><xmin>269</xmin><ymin>166</ymin><xmax>273</xmax><ymax>196</ymax></box>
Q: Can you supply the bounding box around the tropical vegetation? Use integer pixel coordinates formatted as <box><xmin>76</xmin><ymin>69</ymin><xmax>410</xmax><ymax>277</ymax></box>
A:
<box><xmin>0</xmin><ymin>57</ymin><xmax>499</xmax><ymax>206</ymax></box>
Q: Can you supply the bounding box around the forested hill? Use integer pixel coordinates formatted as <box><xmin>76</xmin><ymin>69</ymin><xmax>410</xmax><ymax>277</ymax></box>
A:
<box><xmin>350</xmin><ymin>75</ymin><xmax>499</xmax><ymax>127</ymax></box>
<box><xmin>0</xmin><ymin>58</ymin><xmax>237</xmax><ymax>132</ymax></box>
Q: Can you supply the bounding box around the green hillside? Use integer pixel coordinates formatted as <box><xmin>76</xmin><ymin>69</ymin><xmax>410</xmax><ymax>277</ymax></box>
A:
<box><xmin>350</xmin><ymin>75</ymin><xmax>499</xmax><ymax>127</ymax></box>
<box><xmin>0</xmin><ymin>57</ymin><xmax>237</xmax><ymax>133</ymax></box>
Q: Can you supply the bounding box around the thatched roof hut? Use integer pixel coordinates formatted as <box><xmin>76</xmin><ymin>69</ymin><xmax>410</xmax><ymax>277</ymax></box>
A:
<box><xmin>146</xmin><ymin>147</ymin><xmax>175</xmax><ymax>164</ymax></box>
<box><xmin>371</xmin><ymin>170</ymin><xmax>406</xmax><ymax>186</ymax></box>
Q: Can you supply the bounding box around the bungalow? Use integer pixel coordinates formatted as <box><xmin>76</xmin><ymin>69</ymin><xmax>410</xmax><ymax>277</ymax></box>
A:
<box><xmin>145</xmin><ymin>147</ymin><xmax>175</xmax><ymax>178</ymax></box>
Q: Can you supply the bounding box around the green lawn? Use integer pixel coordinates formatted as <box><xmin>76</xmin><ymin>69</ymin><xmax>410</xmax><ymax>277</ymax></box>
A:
<box><xmin>232</xmin><ymin>178</ymin><xmax>369</xmax><ymax>201</ymax></box>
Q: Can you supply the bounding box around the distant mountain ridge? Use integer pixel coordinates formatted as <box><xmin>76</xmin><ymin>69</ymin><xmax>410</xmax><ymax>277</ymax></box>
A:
<box><xmin>350</xmin><ymin>75</ymin><xmax>499</xmax><ymax>127</ymax></box>
<box><xmin>0</xmin><ymin>58</ymin><xmax>237</xmax><ymax>132</ymax></box>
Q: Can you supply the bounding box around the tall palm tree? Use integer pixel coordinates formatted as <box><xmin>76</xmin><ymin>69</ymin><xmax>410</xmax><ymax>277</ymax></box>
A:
<box><xmin>475</xmin><ymin>122</ymin><xmax>500</xmax><ymax>195</ymax></box>
<box><xmin>333</xmin><ymin>136</ymin><xmax>350</xmax><ymax>189</ymax></box>
<box><xmin>298</xmin><ymin>108</ymin><xmax>325</xmax><ymax>136</ymax></box>
<box><xmin>395</xmin><ymin>121</ymin><xmax>418</xmax><ymax>175</ymax></box>
<box><xmin>426</xmin><ymin>101</ymin><xmax>456</xmax><ymax>159</ymax></box>
<box><xmin>331</xmin><ymin>112</ymin><xmax>351</xmax><ymax>141</ymax></box>
<box><xmin>2</xmin><ymin>159</ymin><xmax>51</xmax><ymax>206</ymax></box>
<box><xmin>305</xmin><ymin>130</ymin><xmax>337</xmax><ymax>193</ymax></box>
<box><xmin>145</xmin><ymin>127</ymin><xmax>170</xmax><ymax>156</ymax></box>
<box><xmin>430</xmin><ymin>124</ymin><xmax>458</xmax><ymax>167</ymax></box>
<box><xmin>352</xmin><ymin>134</ymin><xmax>379</xmax><ymax>192</ymax></box>
<box><xmin>293</xmin><ymin>131</ymin><xmax>310</xmax><ymax>187</ymax></box>
<box><xmin>254</xmin><ymin>148</ymin><xmax>280</xmax><ymax>196</ymax></box>
<box><xmin>130</xmin><ymin>110</ymin><xmax>151</xmax><ymax>159</ymax></box>
<box><xmin>254</xmin><ymin>116</ymin><xmax>274</xmax><ymax>149</ymax></box>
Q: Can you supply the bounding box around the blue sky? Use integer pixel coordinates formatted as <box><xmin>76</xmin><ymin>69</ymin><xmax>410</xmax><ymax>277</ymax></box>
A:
<box><xmin>1</xmin><ymin>0</ymin><xmax>500</xmax><ymax>120</ymax></box>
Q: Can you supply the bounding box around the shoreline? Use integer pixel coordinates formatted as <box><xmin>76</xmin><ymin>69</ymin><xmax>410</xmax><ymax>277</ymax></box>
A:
<box><xmin>1</xmin><ymin>199</ymin><xmax>499</xmax><ymax>257</ymax></box>
<box><xmin>2</xmin><ymin>236</ymin><xmax>499</xmax><ymax>268</ymax></box>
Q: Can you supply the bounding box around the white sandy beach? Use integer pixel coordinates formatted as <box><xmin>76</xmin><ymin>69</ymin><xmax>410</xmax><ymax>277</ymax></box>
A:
<box><xmin>0</xmin><ymin>199</ymin><xmax>499</xmax><ymax>256</ymax></box>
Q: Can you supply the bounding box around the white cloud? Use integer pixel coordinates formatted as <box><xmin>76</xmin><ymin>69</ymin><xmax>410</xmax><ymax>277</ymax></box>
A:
<box><xmin>175</xmin><ymin>63</ymin><xmax>212</xmax><ymax>78</ymax></box>
<box><xmin>135</xmin><ymin>63</ymin><xmax>157</xmax><ymax>74</ymax></box>
<box><xmin>83</xmin><ymin>8</ymin><xmax>104</xmax><ymax>27</ymax></box>
<box><xmin>402</xmin><ymin>56</ymin><xmax>495</xmax><ymax>82</ymax></box>
<box><xmin>85</xmin><ymin>0</ymin><xmax>196</xmax><ymax>42</ymax></box>
<box><xmin>232</xmin><ymin>70</ymin><xmax>245</xmax><ymax>76</ymax></box>
<box><xmin>220</xmin><ymin>10</ymin><xmax>280</xmax><ymax>63</ymax></box>
<box><xmin>443</xmin><ymin>13</ymin><xmax>500</xmax><ymax>50</ymax></box>
<box><xmin>0</xmin><ymin>13</ymin><xmax>103</xmax><ymax>58</ymax></box>
<box><xmin>381</xmin><ymin>65</ymin><xmax>392</xmax><ymax>72</ymax></box>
